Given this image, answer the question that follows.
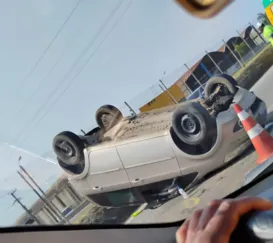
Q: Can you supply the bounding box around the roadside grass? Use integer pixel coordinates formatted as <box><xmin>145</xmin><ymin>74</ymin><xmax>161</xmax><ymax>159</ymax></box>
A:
<box><xmin>232</xmin><ymin>44</ymin><xmax>273</xmax><ymax>89</ymax></box>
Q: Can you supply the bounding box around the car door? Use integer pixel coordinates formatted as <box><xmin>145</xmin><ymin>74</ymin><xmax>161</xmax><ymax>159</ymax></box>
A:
<box><xmin>87</xmin><ymin>146</ymin><xmax>131</xmax><ymax>193</ymax></box>
<box><xmin>117</xmin><ymin>135</ymin><xmax>181</xmax><ymax>187</ymax></box>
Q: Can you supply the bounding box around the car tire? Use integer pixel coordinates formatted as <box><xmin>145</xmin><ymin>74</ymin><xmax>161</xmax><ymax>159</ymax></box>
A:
<box><xmin>57</xmin><ymin>157</ymin><xmax>84</xmax><ymax>175</ymax></box>
<box><xmin>204</xmin><ymin>73</ymin><xmax>238</xmax><ymax>98</ymax></box>
<box><xmin>95</xmin><ymin>105</ymin><xmax>123</xmax><ymax>130</ymax></box>
<box><xmin>53</xmin><ymin>131</ymin><xmax>85</xmax><ymax>166</ymax></box>
<box><xmin>172</xmin><ymin>102</ymin><xmax>217</xmax><ymax>146</ymax></box>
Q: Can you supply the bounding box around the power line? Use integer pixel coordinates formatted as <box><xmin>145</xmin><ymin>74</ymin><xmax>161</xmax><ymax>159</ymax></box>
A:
<box><xmin>13</xmin><ymin>0</ymin><xmax>125</xmax><ymax>144</ymax></box>
<box><xmin>11</xmin><ymin>53</ymin><xmax>64</xmax><ymax>119</ymax></box>
<box><xmin>18</xmin><ymin>0</ymin><xmax>83</xmax><ymax>89</ymax></box>
<box><xmin>10</xmin><ymin>0</ymin><xmax>122</xmax><ymax>128</ymax></box>
<box><xmin>18</xmin><ymin>2</ymin><xmax>132</xmax><ymax>145</ymax></box>
<box><xmin>18</xmin><ymin>0</ymin><xmax>124</xmax><ymax>122</ymax></box>
<box><xmin>0</xmin><ymin>189</ymin><xmax>41</xmax><ymax>225</ymax></box>
<box><xmin>14</xmin><ymin>1</ymin><xmax>130</xmax><ymax>145</ymax></box>
<box><xmin>17</xmin><ymin>170</ymin><xmax>60</xmax><ymax>223</ymax></box>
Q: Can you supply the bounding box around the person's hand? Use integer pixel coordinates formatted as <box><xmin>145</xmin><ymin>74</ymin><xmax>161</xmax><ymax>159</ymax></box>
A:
<box><xmin>176</xmin><ymin>197</ymin><xmax>272</xmax><ymax>243</ymax></box>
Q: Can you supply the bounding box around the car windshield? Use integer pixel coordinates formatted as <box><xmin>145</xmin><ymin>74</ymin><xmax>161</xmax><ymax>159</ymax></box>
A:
<box><xmin>1</xmin><ymin>0</ymin><xmax>273</xmax><ymax>227</ymax></box>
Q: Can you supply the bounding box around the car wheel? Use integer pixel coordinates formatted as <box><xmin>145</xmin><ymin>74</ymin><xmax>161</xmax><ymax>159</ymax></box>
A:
<box><xmin>53</xmin><ymin>131</ymin><xmax>85</xmax><ymax>166</ymax></box>
<box><xmin>57</xmin><ymin>157</ymin><xmax>84</xmax><ymax>175</ymax></box>
<box><xmin>204</xmin><ymin>73</ymin><xmax>238</xmax><ymax>98</ymax></box>
<box><xmin>172</xmin><ymin>102</ymin><xmax>217</xmax><ymax>146</ymax></box>
<box><xmin>95</xmin><ymin>105</ymin><xmax>123</xmax><ymax>131</ymax></box>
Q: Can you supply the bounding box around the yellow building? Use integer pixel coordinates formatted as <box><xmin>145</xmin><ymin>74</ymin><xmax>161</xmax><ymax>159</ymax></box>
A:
<box><xmin>139</xmin><ymin>83</ymin><xmax>186</xmax><ymax>113</ymax></box>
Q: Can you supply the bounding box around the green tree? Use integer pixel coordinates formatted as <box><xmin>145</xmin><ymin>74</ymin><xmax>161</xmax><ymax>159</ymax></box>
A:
<box><xmin>234</xmin><ymin>42</ymin><xmax>248</xmax><ymax>57</ymax></box>
<box><xmin>257</xmin><ymin>13</ymin><xmax>271</xmax><ymax>25</ymax></box>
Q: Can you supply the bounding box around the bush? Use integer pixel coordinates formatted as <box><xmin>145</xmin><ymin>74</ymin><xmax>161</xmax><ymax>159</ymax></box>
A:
<box><xmin>235</xmin><ymin>42</ymin><xmax>249</xmax><ymax>56</ymax></box>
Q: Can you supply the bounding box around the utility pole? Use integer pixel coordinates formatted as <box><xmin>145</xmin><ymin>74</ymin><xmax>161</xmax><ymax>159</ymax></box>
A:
<box><xmin>17</xmin><ymin>171</ymin><xmax>59</xmax><ymax>223</ymax></box>
<box><xmin>232</xmin><ymin>37</ymin><xmax>245</xmax><ymax>64</ymax></box>
<box><xmin>159</xmin><ymin>84</ymin><xmax>176</xmax><ymax>105</ymax></box>
<box><xmin>18</xmin><ymin>166</ymin><xmax>69</xmax><ymax>224</ymax></box>
<box><xmin>222</xmin><ymin>39</ymin><xmax>244</xmax><ymax>68</ymax></box>
<box><xmin>184</xmin><ymin>64</ymin><xmax>202</xmax><ymax>87</ymax></box>
<box><xmin>18</xmin><ymin>160</ymin><xmax>69</xmax><ymax>223</ymax></box>
<box><xmin>10</xmin><ymin>189</ymin><xmax>41</xmax><ymax>225</ymax></box>
<box><xmin>249</xmin><ymin>22</ymin><xmax>267</xmax><ymax>44</ymax></box>
<box><xmin>236</xmin><ymin>30</ymin><xmax>256</xmax><ymax>55</ymax></box>
<box><xmin>159</xmin><ymin>79</ymin><xmax>178</xmax><ymax>104</ymax></box>
<box><xmin>205</xmin><ymin>51</ymin><xmax>223</xmax><ymax>73</ymax></box>
<box><xmin>124</xmin><ymin>101</ymin><xmax>137</xmax><ymax>116</ymax></box>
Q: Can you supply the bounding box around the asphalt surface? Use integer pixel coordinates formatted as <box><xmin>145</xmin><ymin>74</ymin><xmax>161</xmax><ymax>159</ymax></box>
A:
<box><xmin>251</xmin><ymin>67</ymin><xmax>273</xmax><ymax>111</ymax></box>
<box><xmin>68</xmin><ymin>201</ymin><xmax>139</xmax><ymax>225</ymax></box>
<box><xmin>126</xmin><ymin>66</ymin><xmax>273</xmax><ymax>224</ymax></box>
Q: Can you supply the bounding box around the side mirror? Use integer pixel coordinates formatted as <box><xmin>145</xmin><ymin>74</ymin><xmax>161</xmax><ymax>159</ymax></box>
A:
<box><xmin>175</xmin><ymin>0</ymin><xmax>232</xmax><ymax>18</ymax></box>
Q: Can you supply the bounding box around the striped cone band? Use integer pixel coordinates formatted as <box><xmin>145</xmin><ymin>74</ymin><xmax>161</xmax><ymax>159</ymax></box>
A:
<box><xmin>234</xmin><ymin>104</ymin><xmax>262</xmax><ymax>138</ymax></box>
<box><xmin>233</xmin><ymin>103</ymin><xmax>273</xmax><ymax>165</ymax></box>
<box><xmin>233</xmin><ymin>103</ymin><xmax>243</xmax><ymax>113</ymax></box>
<box><xmin>237</xmin><ymin>110</ymin><xmax>258</xmax><ymax>132</ymax></box>
<box><xmin>251</xmin><ymin>130</ymin><xmax>273</xmax><ymax>164</ymax></box>
<box><xmin>247</xmin><ymin>124</ymin><xmax>265</xmax><ymax>139</ymax></box>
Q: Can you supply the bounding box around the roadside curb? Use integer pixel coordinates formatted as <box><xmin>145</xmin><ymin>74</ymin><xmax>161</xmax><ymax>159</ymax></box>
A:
<box><xmin>124</xmin><ymin>203</ymin><xmax>148</xmax><ymax>224</ymax></box>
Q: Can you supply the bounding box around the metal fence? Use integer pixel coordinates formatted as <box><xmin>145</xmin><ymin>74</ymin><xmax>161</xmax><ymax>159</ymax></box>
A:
<box><xmin>118</xmin><ymin>20</ymin><xmax>268</xmax><ymax>116</ymax></box>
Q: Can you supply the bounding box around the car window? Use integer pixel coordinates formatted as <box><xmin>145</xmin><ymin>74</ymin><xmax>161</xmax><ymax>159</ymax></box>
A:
<box><xmin>1</xmin><ymin>0</ymin><xmax>273</xmax><ymax>227</ymax></box>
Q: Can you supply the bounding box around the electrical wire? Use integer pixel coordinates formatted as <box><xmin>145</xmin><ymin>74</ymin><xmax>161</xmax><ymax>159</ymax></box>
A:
<box><xmin>18</xmin><ymin>0</ymin><xmax>83</xmax><ymax>89</ymax></box>
<box><xmin>18</xmin><ymin>2</ymin><xmax>132</xmax><ymax>145</ymax></box>
<box><xmin>27</xmin><ymin>0</ymin><xmax>124</xmax><ymax>124</ymax></box>
<box><xmin>16</xmin><ymin>1</ymin><xmax>125</xmax><ymax>137</ymax></box>
<box><xmin>11</xmin><ymin>52</ymin><xmax>64</xmax><ymax>119</ymax></box>
<box><xmin>15</xmin><ymin>1</ymin><xmax>131</xmax><ymax>146</ymax></box>
<box><xmin>6</xmin><ymin>0</ymin><xmax>125</xmax><ymax>161</ymax></box>
<box><xmin>10</xmin><ymin>0</ymin><xmax>124</xmax><ymax>144</ymax></box>
<box><xmin>10</xmin><ymin>0</ymin><xmax>123</xmax><ymax>123</ymax></box>
<box><xmin>11</xmin><ymin>0</ymin><xmax>95</xmax><ymax>118</ymax></box>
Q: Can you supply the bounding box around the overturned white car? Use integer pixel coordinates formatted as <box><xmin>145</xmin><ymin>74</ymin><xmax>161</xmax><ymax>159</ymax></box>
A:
<box><xmin>52</xmin><ymin>74</ymin><xmax>267</xmax><ymax>207</ymax></box>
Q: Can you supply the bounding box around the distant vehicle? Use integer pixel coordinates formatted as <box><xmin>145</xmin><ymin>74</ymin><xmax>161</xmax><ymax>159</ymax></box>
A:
<box><xmin>61</xmin><ymin>207</ymin><xmax>72</xmax><ymax>216</ymax></box>
<box><xmin>52</xmin><ymin>74</ymin><xmax>267</xmax><ymax>208</ymax></box>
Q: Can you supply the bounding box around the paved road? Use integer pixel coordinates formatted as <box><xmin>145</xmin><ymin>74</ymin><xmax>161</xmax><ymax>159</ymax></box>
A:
<box><xmin>127</xmin><ymin>66</ymin><xmax>273</xmax><ymax>224</ymax></box>
<box><xmin>251</xmin><ymin>66</ymin><xmax>273</xmax><ymax>111</ymax></box>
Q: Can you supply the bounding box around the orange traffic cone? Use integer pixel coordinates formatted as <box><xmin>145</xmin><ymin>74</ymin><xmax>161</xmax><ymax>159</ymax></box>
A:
<box><xmin>233</xmin><ymin>103</ymin><xmax>273</xmax><ymax>165</ymax></box>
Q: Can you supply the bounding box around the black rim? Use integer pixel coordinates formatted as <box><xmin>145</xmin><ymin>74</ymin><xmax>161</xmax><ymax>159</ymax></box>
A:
<box><xmin>54</xmin><ymin>140</ymin><xmax>76</xmax><ymax>161</ymax></box>
<box><xmin>100</xmin><ymin>112</ymin><xmax>114</xmax><ymax>127</ymax></box>
<box><xmin>181</xmin><ymin>114</ymin><xmax>197</xmax><ymax>133</ymax></box>
<box><xmin>180</xmin><ymin>114</ymin><xmax>201</xmax><ymax>140</ymax></box>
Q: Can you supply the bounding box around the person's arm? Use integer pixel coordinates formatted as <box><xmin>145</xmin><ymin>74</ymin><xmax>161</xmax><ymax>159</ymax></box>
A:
<box><xmin>176</xmin><ymin>197</ymin><xmax>272</xmax><ymax>243</ymax></box>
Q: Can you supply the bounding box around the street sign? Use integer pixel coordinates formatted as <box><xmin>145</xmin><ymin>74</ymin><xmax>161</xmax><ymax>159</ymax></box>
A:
<box><xmin>263</xmin><ymin>0</ymin><xmax>273</xmax><ymax>8</ymax></box>
<box><xmin>263</xmin><ymin>0</ymin><xmax>273</xmax><ymax>25</ymax></box>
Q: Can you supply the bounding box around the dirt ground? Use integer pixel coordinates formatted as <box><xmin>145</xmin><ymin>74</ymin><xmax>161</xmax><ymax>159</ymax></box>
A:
<box><xmin>233</xmin><ymin>44</ymin><xmax>273</xmax><ymax>90</ymax></box>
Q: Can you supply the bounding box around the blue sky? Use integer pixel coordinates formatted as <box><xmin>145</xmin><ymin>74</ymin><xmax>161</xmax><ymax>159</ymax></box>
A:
<box><xmin>0</xmin><ymin>0</ymin><xmax>264</xmax><ymax>226</ymax></box>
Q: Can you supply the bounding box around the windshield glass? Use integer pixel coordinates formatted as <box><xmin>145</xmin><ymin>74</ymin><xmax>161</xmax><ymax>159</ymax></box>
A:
<box><xmin>2</xmin><ymin>0</ymin><xmax>273</xmax><ymax>227</ymax></box>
